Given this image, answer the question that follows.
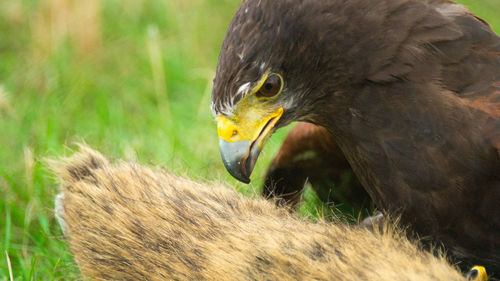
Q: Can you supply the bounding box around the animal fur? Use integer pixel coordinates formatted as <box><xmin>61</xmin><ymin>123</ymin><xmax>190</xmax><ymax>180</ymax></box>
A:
<box><xmin>50</xmin><ymin>146</ymin><xmax>468</xmax><ymax>280</ymax></box>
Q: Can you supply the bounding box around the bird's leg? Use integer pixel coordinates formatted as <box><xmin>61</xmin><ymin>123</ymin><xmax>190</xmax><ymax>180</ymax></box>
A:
<box><xmin>262</xmin><ymin>122</ymin><xmax>371</xmax><ymax>212</ymax></box>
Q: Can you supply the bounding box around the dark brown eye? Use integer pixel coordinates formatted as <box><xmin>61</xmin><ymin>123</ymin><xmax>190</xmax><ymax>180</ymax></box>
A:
<box><xmin>256</xmin><ymin>74</ymin><xmax>282</xmax><ymax>98</ymax></box>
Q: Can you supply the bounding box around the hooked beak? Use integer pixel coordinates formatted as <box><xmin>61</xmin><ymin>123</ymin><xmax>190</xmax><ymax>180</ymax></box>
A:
<box><xmin>217</xmin><ymin>107</ymin><xmax>283</xmax><ymax>183</ymax></box>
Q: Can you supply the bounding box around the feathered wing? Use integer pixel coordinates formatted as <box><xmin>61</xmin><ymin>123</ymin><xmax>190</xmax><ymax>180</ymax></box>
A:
<box><xmin>437</xmin><ymin>3</ymin><xmax>500</xmax><ymax>182</ymax></box>
<box><xmin>429</xmin><ymin>2</ymin><xmax>500</xmax><ymax>269</ymax></box>
<box><xmin>356</xmin><ymin>0</ymin><xmax>500</xmax><ymax>270</ymax></box>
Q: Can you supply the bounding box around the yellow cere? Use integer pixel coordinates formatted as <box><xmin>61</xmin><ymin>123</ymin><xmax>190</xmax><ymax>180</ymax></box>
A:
<box><xmin>217</xmin><ymin>106</ymin><xmax>283</xmax><ymax>142</ymax></box>
<box><xmin>217</xmin><ymin>72</ymin><xmax>285</xmax><ymax>143</ymax></box>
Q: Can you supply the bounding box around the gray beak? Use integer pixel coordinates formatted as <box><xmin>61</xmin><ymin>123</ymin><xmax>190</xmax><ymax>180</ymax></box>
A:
<box><xmin>218</xmin><ymin>138</ymin><xmax>262</xmax><ymax>184</ymax></box>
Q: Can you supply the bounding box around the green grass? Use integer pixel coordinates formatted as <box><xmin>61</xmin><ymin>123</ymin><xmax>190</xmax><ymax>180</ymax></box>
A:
<box><xmin>0</xmin><ymin>0</ymin><xmax>499</xmax><ymax>279</ymax></box>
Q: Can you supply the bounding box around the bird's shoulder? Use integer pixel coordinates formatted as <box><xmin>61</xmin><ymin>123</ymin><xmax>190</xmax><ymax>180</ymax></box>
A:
<box><xmin>436</xmin><ymin>7</ymin><xmax>500</xmax><ymax>154</ymax></box>
<box><xmin>367</xmin><ymin>0</ymin><xmax>500</xmax><ymax>154</ymax></box>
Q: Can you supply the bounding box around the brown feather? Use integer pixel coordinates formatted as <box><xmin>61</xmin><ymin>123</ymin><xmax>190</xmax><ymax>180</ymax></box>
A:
<box><xmin>213</xmin><ymin>0</ymin><xmax>500</xmax><ymax>272</ymax></box>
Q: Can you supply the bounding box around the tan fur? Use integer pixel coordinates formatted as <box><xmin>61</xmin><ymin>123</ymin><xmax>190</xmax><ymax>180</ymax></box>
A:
<box><xmin>50</xmin><ymin>146</ymin><xmax>467</xmax><ymax>280</ymax></box>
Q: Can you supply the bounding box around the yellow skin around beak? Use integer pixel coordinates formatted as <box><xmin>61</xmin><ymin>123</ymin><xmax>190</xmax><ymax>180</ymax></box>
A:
<box><xmin>217</xmin><ymin>106</ymin><xmax>283</xmax><ymax>183</ymax></box>
<box><xmin>217</xmin><ymin>107</ymin><xmax>283</xmax><ymax>144</ymax></box>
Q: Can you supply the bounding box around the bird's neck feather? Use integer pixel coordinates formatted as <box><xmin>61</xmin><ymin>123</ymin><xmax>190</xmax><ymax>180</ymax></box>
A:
<box><xmin>315</xmin><ymin>81</ymin><xmax>498</xmax><ymax>200</ymax></box>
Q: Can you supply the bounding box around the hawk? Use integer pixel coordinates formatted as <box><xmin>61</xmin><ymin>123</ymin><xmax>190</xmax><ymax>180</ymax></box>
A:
<box><xmin>211</xmin><ymin>0</ymin><xmax>500</xmax><ymax>272</ymax></box>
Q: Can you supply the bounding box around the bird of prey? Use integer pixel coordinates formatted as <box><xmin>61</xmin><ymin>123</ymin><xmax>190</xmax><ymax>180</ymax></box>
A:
<box><xmin>211</xmin><ymin>0</ymin><xmax>500</xmax><ymax>272</ymax></box>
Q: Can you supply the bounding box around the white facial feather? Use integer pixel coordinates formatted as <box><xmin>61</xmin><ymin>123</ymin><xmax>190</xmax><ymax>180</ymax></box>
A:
<box><xmin>260</xmin><ymin>62</ymin><xmax>266</xmax><ymax>72</ymax></box>
<box><xmin>237</xmin><ymin>82</ymin><xmax>251</xmax><ymax>96</ymax></box>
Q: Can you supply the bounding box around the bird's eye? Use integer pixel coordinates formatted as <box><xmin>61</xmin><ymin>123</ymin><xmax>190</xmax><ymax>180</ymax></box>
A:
<box><xmin>256</xmin><ymin>74</ymin><xmax>282</xmax><ymax>98</ymax></box>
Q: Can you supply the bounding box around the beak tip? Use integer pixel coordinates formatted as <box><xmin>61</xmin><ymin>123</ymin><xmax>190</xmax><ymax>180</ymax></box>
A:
<box><xmin>239</xmin><ymin>177</ymin><xmax>251</xmax><ymax>184</ymax></box>
<box><xmin>219</xmin><ymin>139</ymin><xmax>256</xmax><ymax>184</ymax></box>
<box><xmin>222</xmin><ymin>158</ymin><xmax>252</xmax><ymax>184</ymax></box>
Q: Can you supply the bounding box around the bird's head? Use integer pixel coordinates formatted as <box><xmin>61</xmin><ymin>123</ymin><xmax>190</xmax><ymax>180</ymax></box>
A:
<box><xmin>211</xmin><ymin>0</ymin><xmax>365</xmax><ymax>183</ymax></box>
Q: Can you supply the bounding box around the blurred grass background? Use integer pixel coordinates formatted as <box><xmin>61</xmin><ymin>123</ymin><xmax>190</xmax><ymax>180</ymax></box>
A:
<box><xmin>0</xmin><ymin>0</ymin><xmax>498</xmax><ymax>279</ymax></box>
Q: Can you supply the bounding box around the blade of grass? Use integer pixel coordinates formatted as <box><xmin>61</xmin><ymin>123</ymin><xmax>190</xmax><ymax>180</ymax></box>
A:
<box><xmin>3</xmin><ymin>207</ymin><xmax>10</xmax><ymax>253</ymax></box>
<box><xmin>147</xmin><ymin>24</ymin><xmax>171</xmax><ymax>119</ymax></box>
<box><xmin>27</xmin><ymin>255</ymin><xmax>37</xmax><ymax>281</ymax></box>
<box><xmin>5</xmin><ymin>251</ymin><xmax>13</xmax><ymax>281</ymax></box>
